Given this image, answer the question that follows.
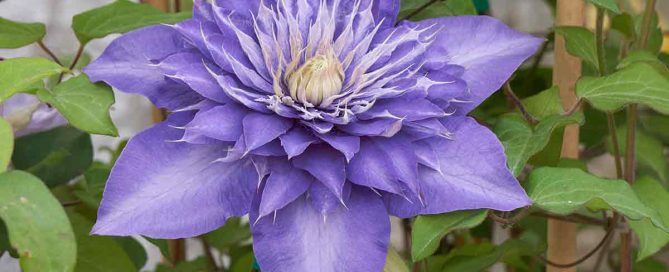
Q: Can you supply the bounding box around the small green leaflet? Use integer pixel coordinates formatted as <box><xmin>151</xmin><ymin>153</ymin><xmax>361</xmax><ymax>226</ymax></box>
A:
<box><xmin>0</xmin><ymin>118</ymin><xmax>13</xmax><ymax>173</ymax></box>
<box><xmin>554</xmin><ymin>26</ymin><xmax>599</xmax><ymax>70</ymax></box>
<box><xmin>576</xmin><ymin>63</ymin><xmax>669</xmax><ymax>115</ymax></box>
<box><xmin>494</xmin><ymin>113</ymin><xmax>582</xmax><ymax>176</ymax></box>
<box><xmin>526</xmin><ymin>167</ymin><xmax>668</xmax><ymax>232</ymax></box>
<box><xmin>12</xmin><ymin>127</ymin><xmax>93</xmax><ymax>187</ymax></box>
<box><xmin>383</xmin><ymin>248</ymin><xmax>409</xmax><ymax>272</ymax></box>
<box><xmin>611</xmin><ymin>13</ymin><xmax>636</xmax><ymax>40</ymax></box>
<box><xmin>411</xmin><ymin>210</ymin><xmax>487</xmax><ymax>261</ymax></box>
<box><xmin>521</xmin><ymin>86</ymin><xmax>563</xmax><ymax>120</ymax></box>
<box><xmin>398</xmin><ymin>0</ymin><xmax>476</xmax><ymax>21</ymax></box>
<box><xmin>0</xmin><ymin>17</ymin><xmax>46</xmax><ymax>49</ymax></box>
<box><xmin>72</xmin><ymin>0</ymin><xmax>191</xmax><ymax>45</ymax></box>
<box><xmin>587</xmin><ymin>0</ymin><xmax>620</xmax><ymax>14</ymax></box>
<box><xmin>628</xmin><ymin>177</ymin><xmax>669</xmax><ymax>261</ymax></box>
<box><xmin>38</xmin><ymin>75</ymin><xmax>118</xmax><ymax>136</ymax></box>
<box><xmin>608</xmin><ymin>127</ymin><xmax>668</xmax><ymax>183</ymax></box>
<box><xmin>0</xmin><ymin>57</ymin><xmax>65</xmax><ymax>102</ymax></box>
<box><xmin>0</xmin><ymin>171</ymin><xmax>76</xmax><ymax>272</ymax></box>
<box><xmin>68</xmin><ymin>212</ymin><xmax>136</xmax><ymax>272</ymax></box>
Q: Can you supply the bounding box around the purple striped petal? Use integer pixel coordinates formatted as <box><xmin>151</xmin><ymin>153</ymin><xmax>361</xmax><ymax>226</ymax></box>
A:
<box><xmin>258</xmin><ymin>159</ymin><xmax>313</xmax><ymax>219</ymax></box>
<box><xmin>251</xmin><ymin>187</ymin><xmax>390</xmax><ymax>272</ymax></box>
<box><xmin>292</xmin><ymin>144</ymin><xmax>346</xmax><ymax>200</ymax></box>
<box><xmin>93</xmin><ymin>115</ymin><xmax>257</xmax><ymax>238</ymax></box>
<box><xmin>84</xmin><ymin>25</ymin><xmax>201</xmax><ymax>110</ymax></box>
<box><xmin>279</xmin><ymin>125</ymin><xmax>319</xmax><ymax>159</ymax></box>
<box><xmin>186</xmin><ymin>103</ymin><xmax>248</xmax><ymax>142</ymax></box>
<box><xmin>404</xmin><ymin>16</ymin><xmax>543</xmax><ymax>114</ymax></box>
<box><xmin>242</xmin><ymin>113</ymin><xmax>293</xmax><ymax>153</ymax></box>
<box><xmin>385</xmin><ymin>117</ymin><xmax>531</xmax><ymax>218</ymax></box>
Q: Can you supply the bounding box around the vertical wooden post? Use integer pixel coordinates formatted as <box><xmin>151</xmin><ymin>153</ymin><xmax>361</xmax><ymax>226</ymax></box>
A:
<box><xmin>140</xmin><ymin>0</ymin><xmax>186</xmax><ymax>266</ymax></box>
<box><xmin>548</xmin><ymin>1</ymin><xmax>584</xmax><ymax>271</ymax></box>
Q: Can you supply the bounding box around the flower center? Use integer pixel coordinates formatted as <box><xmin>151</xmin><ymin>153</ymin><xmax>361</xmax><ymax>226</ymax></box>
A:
<box><xmin>288</xmin><ymin>50</ymin><xmax>344</xmax><ymax>107</ymax></box>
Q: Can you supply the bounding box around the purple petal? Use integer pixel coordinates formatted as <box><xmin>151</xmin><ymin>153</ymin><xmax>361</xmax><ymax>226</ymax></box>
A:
<box><xmin>338</xmin><ymin>116</ymin><xmax>403</xmax><ymax>137</ymax></box>
<box><xmin>292</xmin><ymin>144</ymin><xmax>346</xmax><ymax>200</ymax></box>
<box><xmin>85</xmin><ymin>25</ymin><xmax>201</xmax><ymax>110</ymax></box>
<box><xmin>372</xmin><ymin>0</ymin><xmax>400</xmax><ymax>28</ymax></box>
<box><xmin>358</xmin><ymin>98</ymin><xmax>445</xmax><ymax>122</ymax></box>
<box><xmin>405</xmin><ymin>16</ymin><xmax>543</xmax><ymax>114</ymax></box>
<box><xmin>158</xmin><ymin>50</ymin><xmax>231</xmax><ymax>103</ymax></box>
<box><xmin>93</xmin><ymin>116</ymin><xmax>257</xmax><ymax>238</ymax></box>
<box><xmin>258</xmin><ymin>159</ymin><xmax>313</xmax><ymax>218</ymax></box>
<box><xmin>2</xmin><ymin>94</ymin><xmax>67</xmax><ymax>137</ymax></box>
<box><xmin>251</xmin><ymin>187</ymin><xmax>390</xmax><ymax>272</ymax></box>
<box><xmin>307</xmin><ymin>181</ymin><xmax>350</xmax><ymax>215</ymax></box>
<box><xmin>347</xmin><ymin>136</ymin><xmax>419</xmax><ymax>196</ymax></box>
<box><xmin>385</xmin><ymin>117</ymin><xmax>531</xmax><ymax>218</ymax></box>
<box><xmin>316</xmin><ymin>132</ymin><xmax>360</xmax><ymax>162</ymax></box>
<box><xmin>279</xmin><ymin>126</ymin><xmax>319</xmax><ymax>159</ymax></box>
<box><xmin>185</xmin><ymin>103</ymin><xmax>248</xmax><ymax>142</ymax></box>
<box><xmin>242</xmin><ymin>113</ymin><xmax>293</xmax><ymax>153</ymax></box>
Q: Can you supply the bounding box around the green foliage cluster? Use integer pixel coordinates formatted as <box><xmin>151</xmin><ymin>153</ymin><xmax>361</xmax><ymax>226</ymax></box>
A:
<box><xmin>0</xmin><ymin>0</ymin><xmax>668</xmax><ymax>271</ymax></box>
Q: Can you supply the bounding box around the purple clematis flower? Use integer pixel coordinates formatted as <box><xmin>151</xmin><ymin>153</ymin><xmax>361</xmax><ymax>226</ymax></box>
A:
<box><xmin>84</xmin><ymin>0</ymin><xmax>542</xmax><ymax>271</ymax></box>
<box><xmin>1</xmin><ymin>93</ymin><xmax>67</xmax><ymax>137</ymax></box>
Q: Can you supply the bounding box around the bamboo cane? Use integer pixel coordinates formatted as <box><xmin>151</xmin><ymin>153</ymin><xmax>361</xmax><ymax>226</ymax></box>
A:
<box><xmin>547</xmin><ymin>1</ymin><xmax>584</xmax><ymax>271</ymax></box>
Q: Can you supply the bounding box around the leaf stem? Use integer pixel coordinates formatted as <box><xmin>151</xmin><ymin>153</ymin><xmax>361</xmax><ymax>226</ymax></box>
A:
<box><xmin>595</xmin><ymin>7</ymin><xmax>623</xmax><ymax>180</ymax></box>
<box><xmin>200</xmin><ymin>237</ymin><xmax>220</xmax><ymax>272</ymax></box>
<box><xmin>502</xmin><ymin>82</ymin><xmax>538</xmax><ymax>125</ymax></box>
<box><xmin>621</xmin><ymin>1</ymin><xmax>656</xmax><ymax>270</ymax></box>
<box><xmin>398</xmin><ymin>0</ymin><xmax>443</xmax><ymax>22</ymax></box>
<box><xmin>537</xmin><ymin>214</ymin><xmax>618</xmax><ymax>269</ymax></box>
<box><xmin>68</xmin><ymin>44</ymin><xmax>85</xmax><ymax>71</ymax></box>
<box><xmin>37</xmin><ymin>40</ymin><xmax>63</xmax><ymax>66</ymax></box>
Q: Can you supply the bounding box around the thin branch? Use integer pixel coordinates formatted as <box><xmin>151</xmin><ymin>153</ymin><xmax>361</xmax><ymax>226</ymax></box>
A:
<box><xmin>37</xmin><ymin>40</ymin><xmax>63</xmax><ymax>66</ymax></box>
<box><xmin>199</xmin><ymin>237</ymin><xmax>220</xmax><ymax>272</ymax></box>
<box><xmin>68</xmin><ymin>44</ymin><xmax>85</xmax><ymax>70</ymax></box>
<box><xmin>398</xmin><ymin>0</ymin><xmax>442</xmax><ymax>22</ymax></box>
<box><xmin>536</xmin><ymin>214</ymin><xmax>618</xmax><ymax>269</ymax></box>
<box><xmin>562</xmin><ymin>98</ymin><xmax>583</xmax><ymax>116</ymax></box>
<box><xmin>60</xmin><ymin>200</ymin><xmax>81</xmax><ymax>207</ymax></box>
<box><xmin>593</xmin><ymin>214</ymin><xmax>614</xmax><ymax>272</ymax></box>
<box><xmin>487</xmin><ymin>207</ymin><xmax>531</xmax><ymax>227</ymax></box>
<box><xmin>531</xmin><ymin>212</ymin><xmax>611</xmax><ymax>227</ymax></box>
<box><xmin>502</xmin><ymin>82</ymin><xmax>539</xmax><ymax>125</ymax></box>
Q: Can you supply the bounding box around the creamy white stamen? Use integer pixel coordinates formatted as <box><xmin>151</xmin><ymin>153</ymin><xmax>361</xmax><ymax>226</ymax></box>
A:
<box><xmin>288</xmin><ymin>49</ymin><xmax>344</xmax><ymax>107</ymax></box>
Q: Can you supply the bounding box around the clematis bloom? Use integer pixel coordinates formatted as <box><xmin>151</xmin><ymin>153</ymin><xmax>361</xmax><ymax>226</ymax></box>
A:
<box><xmin>1</xmin><ymin>93</ymin><xmax>66</xmax><ymax>137</ymax></box>
<box><xmin>85</xmin><ymin>0</ymin><xmax>542</xmax><ymax>271</ymax></box>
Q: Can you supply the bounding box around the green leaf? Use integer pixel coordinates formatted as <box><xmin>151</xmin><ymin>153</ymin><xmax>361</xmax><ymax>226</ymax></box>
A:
<box><xmin>494</xmin><ymin>113</ymin><xmax>582</xmax><ymax>176</ymax></box>
<box><xmin>12</xmin><ymin>127</ymin><xmax>93</xmax><ymax>187</ymax></box>
<box><xmin>72</xmin><ymin>0</ymin><xmax>191</xmax><ymax>45</ymax></box>
<box><xmin>411</xmin><ymin>210</ymin><xmax>487</xmax><ymax>262</ymax></box>
<box><xmin>554</xmin><ymin>26</ymin><xmax>599</xmax><ymax>70</ymax></box>
<box><xmin>384</xmin><ymin>247</ymin><xmax>409</xmax><ymax>272</ymax></box>
<box><xmin>0</xmin><ymin>57</ymin><xmax>65</xmax><ymax>101</ymax></box>
<box><xmin>0</xmin><ymin>17</ymin><xmax>45</xmax><ymax>48</ymax></box>
<box><xmin>73</xmin><ymin>163</ymin><xmax>110</xmax><ymax>209</ymax></box>
<box><xmin>398</xmin><ymin>0</ymin><xmax>476</xmax><ymax>21</ymax></box>
<box><xmin>67</xmin><ymin>212</ymin><xmax>136</xmax><ymax>272</ymax></box>
<box><xmin>156</xmin><ymin>256</ymin><xmax>208</xmax><ymax>272</ymax></box>
<box><xmin>608</xmin><ymin>127</ymin><xmax>667</xmax><ymax>183</ymax></box>
<box><xmin>617</xmin><ymin>50</ymin><xmax>669</xmax><ymax>76</ymax></box>
<box><xmin>433</xmin><ymin>238</ymin><xmax>538</xmax><ymax>272</ymax></box>
<box><xmin>628</xmin><ymin>177</ymin><xmax>669</xmax><ymax>260</ymax></box>
<box><xmin>204</xmin><ymin>218</ymin><xmax>251</xmax><ymax>252</ymax></box>
<box><xmin>640</xmin><ymin>114</ymin><xmax>669</xmax><ymax>145</ymax></box>
<box><xmin>521</xmin><ymin>86</ymin><xmax>563</xmax><ymax>120</ymax></box>
<box><xmin>611</xmin><ymin>13</ymin><xmax>636</xmax><ymax>40</ymax></box>
<box><xmin>633</xmin><ymin>258</ymin><xmax>667</xmax><ymax>272</ymax></box>
<box><xmin>0</xmin><ymin>118</ymin><xmax>13</xmax><ymax>173</ymax></box>
<box><xmin>0</xmin><ymin>171</ymin><xmax>76</xmax><ymax>272</ymax></box>
<box><xmin>38</xmin><ymin>75</ymin><xmax>118</xmax><ymax>136</ymax></box>
<box><xmin>587</xmin><ymin>0</ymin><xmax>620</xmax><ymax>14</ymax></box>
<box><xmin>114</xmin><ymin>237</ymin><xmax>148</xmax><ymax>270</ymax></box>
<box><xmin>576</xmin><ymin>63</ymin><xmax>669</xmax><ymax>115</ymax></box>
<box><xmin>526</xmin><ymin>167</ymin><xmax>668</xmax><ymax>232</ymax></box>
<box><xmin>230</xmin><ymin>251</ymin><xmax>254</xmax><ymax>272</ymax></box>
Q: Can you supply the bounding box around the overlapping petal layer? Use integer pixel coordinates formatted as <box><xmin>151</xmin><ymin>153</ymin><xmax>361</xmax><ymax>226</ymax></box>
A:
<box><xmin>85</xmin><ymin>0</ymin><xmax>542</xmax><ymax>271</ymax></box>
